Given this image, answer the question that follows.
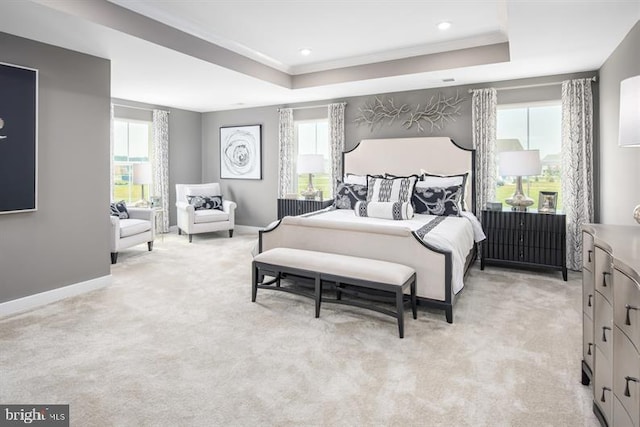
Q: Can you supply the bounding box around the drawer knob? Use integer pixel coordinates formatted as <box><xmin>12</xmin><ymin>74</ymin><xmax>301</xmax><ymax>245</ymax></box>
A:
<box><xmin>602</xmin><ymin>271</ymin><xmax>611</xmax><ymax>287</ymax></box>
<box><xmin>602</xmin><ymin>326</ymin><xmax>611</xmax><ymax>342</ymax></box>
<box><xmin>587</xmin><ymin>342</ymin><xmax>593</xmax><ymax>356</ymax></box>
<box><xmin>601</xmin><ymin>386</ymin><xmax>611</xmax><ymax>402</ymax></box>
<box><xmin>625</xmin><ymin>304</ymin><xmax>638</xmax><ymax>326</ymax></box>
<box><xmin>587</xmin><ymin>250</ymin><xmax>592</xmax><ymax>263</ymax></box>
<box><xmin>588</xmin><ymin>294</ymin><xmax>592</xmax><ymax>307</ymax></box>
<box><xmin>624</xmin><ymin>376</ymin><xmax>639</xmax><ymax>397</ymax></box>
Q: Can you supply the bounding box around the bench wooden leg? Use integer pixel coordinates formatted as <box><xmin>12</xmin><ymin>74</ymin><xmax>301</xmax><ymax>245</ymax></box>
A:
<box><xmin>251</xmin><ymin>262</ymin><xmax>258</xmax><ymax>302</ymax></box>
<box><xmin>396</xmin><ymin>288</ymin><xmax>404</xmax><ymax>339</ymax></box>
<box><xmin>411</xmin><ymin>277</ymin><xmax>417</xmax><ymax>320</ymax></box>
<box><xmin>315</xmin><ymin>275</ymin><xmax>322</xmax><ymax>318</ymax></box>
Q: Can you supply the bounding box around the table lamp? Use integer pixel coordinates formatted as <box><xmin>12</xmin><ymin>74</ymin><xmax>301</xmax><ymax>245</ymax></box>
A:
<box><xmin>499</xmin><ymin>149</ymin><xmax>541</xmax><ymax>211</ymax></box>
<box><xmin>618</xmin><ymin>75</ymin><xmax>640</xmax><ymax>223</ymax></box>
<box><xmin>133</xmin><ymin>163</ymin><xmax>152</xmax><ymax>205</ymax></box>
<box><xmin>297</xmin><ymin>154</ymin><xmax>324</xmax><ymax>200</ymax></box>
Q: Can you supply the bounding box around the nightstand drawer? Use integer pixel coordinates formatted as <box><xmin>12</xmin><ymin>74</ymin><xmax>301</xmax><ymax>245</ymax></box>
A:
<box><xmin>614</xmin><ymin>268</ymin><xmax>640</xmax><ymax>351</ymax></box>
<box><xmin>614</xmin><ymin>395</ymin><xmax>635</xmax><ymax>427</ymax></box>
<box><xmin>595</xmin><ymin>246</ymin><xmax>614</xmax><ymax>304</ymax></box>
<box><xmin>584</xmin><ymin>269</ymin><xmax>594</xmax><ymax>319</ymax></box>
<box><xmin>584</xmin><ymin>312</ymin><xmax>594</xmax><ymax>372</ymax></box>
<box><xmin>614</xmin><ymin>326</ymin><xmax>640</xmax><ymax>427</ymax></box>
<box><xmin>595</xmin><ymin>345</ymin><xmax>614</xmax><ymax>425</ymax></box>
<box><xmin>583</xmin><ymin>231</ymin><xmax>595</xmax><ymax>271</ymax></box>
<box><xmin>595</xmin><ymin>291</ymin><xmax>614</xmax><ymax>361</ymax></box>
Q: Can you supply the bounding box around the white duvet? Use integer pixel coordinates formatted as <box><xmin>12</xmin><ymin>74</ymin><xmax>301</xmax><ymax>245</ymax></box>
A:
<box><xmin>298</xmin><ymin>208</ymin><xmax>486</xmax><ymax>294</ymax></box>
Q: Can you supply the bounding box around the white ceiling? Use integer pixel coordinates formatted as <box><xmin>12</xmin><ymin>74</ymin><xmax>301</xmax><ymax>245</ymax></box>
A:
<box><xmin>1</xmin><ymin>0</ymin><xmax>639</xmax><ymax>112</ymax></box>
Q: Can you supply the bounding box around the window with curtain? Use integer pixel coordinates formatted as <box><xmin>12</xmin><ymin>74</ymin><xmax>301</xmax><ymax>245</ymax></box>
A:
<box><xmin>294</xmin><ymin>119</ymin><xmax>331</xmax><ymax>198</ymax></box>
<box><xmin>496</xmin><ymin>101</ymin><xmax>562</xmax><ymax>210</ymax></box>
<box><xmin>112</xmin><ymin>118</ymin><xmax>153</xmax><ymax>203</ymax></box>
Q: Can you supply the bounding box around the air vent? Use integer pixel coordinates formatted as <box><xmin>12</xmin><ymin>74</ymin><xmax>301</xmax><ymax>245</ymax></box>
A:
<box><xmin>442</xmin><ymin>78</ymin><xmax>455</xmax><ymax>82</ymax></box>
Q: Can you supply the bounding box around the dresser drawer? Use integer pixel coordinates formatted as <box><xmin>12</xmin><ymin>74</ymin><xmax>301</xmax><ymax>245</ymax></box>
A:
<box><xmin>595</xmin><ymin>246</ymin><xmax>614</xmax><ymax>304</ymax></box>
<box><xmin>584</xmin><ymin>268</ymin><xmax>595</xmax><ymax>319</ymax></box>
<box><xmin>583</xmin><ymin>231</ymin><xmax>595</xmax><ymax>272</ymax></box>
<box><xmin>595</xmin><ymin>345</ymin><xmax>614</xmax><ymax>425</ymax></box>
<box><xmin>614</xmin><ymin>327</ymin><xmax>640</xmax><ymax>427</ymax></box>
<box><xmin>584</xmin><ymin>312</ymin><xmax>594</xmax><ymax>372</ymax></box>
<box><xmin>615</xmin><ymin>268</ymin><xmax>640</xmax><ymax>351</ymax></box>
<box><xmin>595</xmin><ymin>291</ymin><xmax>614</xmax><ymax>360</ymax></box>
<box><xmin>614</xmin><ymin>395</ymin><xmax>635</xmax><ymax>427</ymax></box>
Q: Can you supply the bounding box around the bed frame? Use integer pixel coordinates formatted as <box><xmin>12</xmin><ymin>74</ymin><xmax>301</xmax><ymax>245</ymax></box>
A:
<box><xmin>259</xmin><ymin>137</ymin><xmax>476</xmax><ymax>323</ymax></box>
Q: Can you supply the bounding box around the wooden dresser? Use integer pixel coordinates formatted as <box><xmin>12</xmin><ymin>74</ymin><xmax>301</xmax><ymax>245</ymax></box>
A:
<box><xmin>581</xmin><ymin>224</ymin><xmax>640</xmax><ymax>427</ymax></box>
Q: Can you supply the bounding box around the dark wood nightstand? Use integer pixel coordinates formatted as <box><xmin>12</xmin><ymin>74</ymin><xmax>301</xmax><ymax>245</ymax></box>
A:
<box><xmin>481</xmin><ymin>209</ymin><xmax>567</xmax><ymax>281</ymax></box>
<box><xmin>277</xmin><ymin>198</ymin><xmax>334</xmax><ymax>219</ymax></box>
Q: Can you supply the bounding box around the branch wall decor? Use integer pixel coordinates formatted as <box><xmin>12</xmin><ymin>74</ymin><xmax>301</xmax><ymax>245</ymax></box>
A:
<box><xmin>354</xmin><ymin>92</ymin><xmax>466</xmax><ymax>133</ymax></box>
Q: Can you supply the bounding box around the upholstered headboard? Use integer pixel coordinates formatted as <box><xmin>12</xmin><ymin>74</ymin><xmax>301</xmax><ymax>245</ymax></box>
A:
<box><xmin>342</xmin><ymin>137</ymin><xmax>476</xmax><ymax>213</ymax></box>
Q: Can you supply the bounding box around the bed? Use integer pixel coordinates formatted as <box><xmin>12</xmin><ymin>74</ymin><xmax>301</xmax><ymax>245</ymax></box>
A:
<box><xmin>258</xmin><ymin>137</ymin><xmax>484</xmax><ymax>323</ymax></box>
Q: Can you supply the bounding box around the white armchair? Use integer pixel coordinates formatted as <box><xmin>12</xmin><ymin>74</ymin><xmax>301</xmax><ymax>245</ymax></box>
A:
<box><xmin>176</xmin><ymin>183</ymin><xmax>237</xmax><ymax>242</ymax></box>
<box><xmin>110</xmin><ymin>207</ymin><xmax>155</xmax><ymax>264</ymax></box>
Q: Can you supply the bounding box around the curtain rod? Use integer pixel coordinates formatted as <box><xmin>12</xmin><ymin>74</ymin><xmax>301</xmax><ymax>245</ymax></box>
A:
<box><xmin>278</xmin><ymin>102</ymin><xmax>346</xmax><ymax>111</ymax></box>
<box><xmin>112</xmin><ymin>103</ymin><xmax>170</xmax><ymax>114</ymax></box>
<box><xmin>468</xmin><ymin>76</ymin><xmax>597</xmax><ymax>93</ymax></box>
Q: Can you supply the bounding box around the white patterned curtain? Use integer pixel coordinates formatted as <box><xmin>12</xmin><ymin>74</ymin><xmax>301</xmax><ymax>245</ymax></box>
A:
<box><xmin>109</xmin><ymin>103</ymin><xmax>114</xmax><ymax>202</ymax></box>
<box><xmin>278</xmin><ymin>108</ymin><xmax>294</xmax><ymax>198</ymax></box>
<box><xmin>328</xmin><ymin>102</ymin><xmax>346</xmax><ymax>197</ymax></box>
<box><xmin>152</xmin><ymin>109</ymin><xmax>170</xmax><ymax>233</ymax></box>
<box><xmin>561</xmin><ymin>78</ymin><xmax>594</xmax><ymax>271</ymax></box>
<box><xmin>471</xmin><ymin>88</ymin><xmax>497</xmax><ymax>217</ymax></box>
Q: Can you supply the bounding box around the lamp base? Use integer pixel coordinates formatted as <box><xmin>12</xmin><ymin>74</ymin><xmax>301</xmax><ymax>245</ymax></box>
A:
<box><xmin>505</xmin><ymin>176</ymin><xmax>534</xmax><ymax>212</ymax></box>
<box><xmin>300</xmin><ymin>189</ymin><xmax>318</xmax><ymax>200</ymax></box>
<box><xmin>634</xmin><ymin>204</ymin><xmax>640</xmax><ymax>224</ymax></box>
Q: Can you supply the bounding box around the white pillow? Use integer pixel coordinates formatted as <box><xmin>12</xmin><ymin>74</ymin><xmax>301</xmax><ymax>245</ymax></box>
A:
<box><xmin>343</xmin><ymin>174</ymin><xmax>368</xmax><ymax>186</ymax></box>
<box><xmin>354</xmin><ymin>201</ymin><xmax>414</xmax><ymax>220</ymax></box>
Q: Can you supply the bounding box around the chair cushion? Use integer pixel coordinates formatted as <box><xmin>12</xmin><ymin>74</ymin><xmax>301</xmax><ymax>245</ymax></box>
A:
<box><xmin>194</xmin><ymin>209</ymin><xmax>229</xmax><ymax>224</ymax></box>
<box><xmin>185</xmin><ymin>184</ymin><xmax>221</xmax><ymax>197</ymax></box>
<box><xmin>119</xmin><ymin>218</ymin><xmax>151</xmax><ymax>238</ymax></box>
<box><xmin>110</xmin><ymin>201</ymin><xmax>129</xmax><ymax>219</ymax></box>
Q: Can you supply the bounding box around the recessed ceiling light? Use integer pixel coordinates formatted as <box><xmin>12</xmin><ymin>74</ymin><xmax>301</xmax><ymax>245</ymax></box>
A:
<box><xmin>299</xmin><ymin>48</ymin><xmax>312</xmax><ymax>56</ymax></box>
<box><xmin>438</xmin><ymin>21</ymin><xmax>451</xmax><ymax>30</ymax></box>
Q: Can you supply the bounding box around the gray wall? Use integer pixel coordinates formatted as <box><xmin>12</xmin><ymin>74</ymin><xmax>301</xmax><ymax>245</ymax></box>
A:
<box><xmin>598</xmin><ymin>21</ymin><xmax>640</xmax><ymax>226</ymax></box>
<box><xmin>0</xmin><ymin>32</ymin><xmax>111</xmax><ymax>303</ymax></box>
<box><xmin>202</xmin><ymin>71</ymin><xmax>597</xmax><ymax>227</ymax></box>
<box><xmin>112</xmin><ymin>99</ymin><xmax>202</xmax><ymax>226</ymax></box>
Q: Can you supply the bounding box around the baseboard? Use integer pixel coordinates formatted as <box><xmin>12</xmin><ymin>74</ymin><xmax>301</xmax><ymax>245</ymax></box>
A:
<box><xmin>0</xmin><ymin>274</ymin><xmax>112</xmax><ymax>318</ymax></box>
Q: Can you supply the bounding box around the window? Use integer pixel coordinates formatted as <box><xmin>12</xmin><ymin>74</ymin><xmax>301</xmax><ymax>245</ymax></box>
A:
<box><xmin>496</xmin><ymin>102</ymin><xmax>562</xmax><ymax>210</ymax></box>
<box><xmin>112</xmin><ymin>119</ymin><xmax>152</xmax><ymax>203</ymax></box>
<box><xmin>294</xmin><ymin>119</ymin><xmax>331</xmax><ymax>198</ymax></box>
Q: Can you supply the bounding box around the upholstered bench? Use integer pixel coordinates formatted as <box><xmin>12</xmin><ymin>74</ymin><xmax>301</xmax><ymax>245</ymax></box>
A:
<box><xmin>252</xmin><ymin>247</ymin><xmax>417</xmax><ymax>338</ymax></box>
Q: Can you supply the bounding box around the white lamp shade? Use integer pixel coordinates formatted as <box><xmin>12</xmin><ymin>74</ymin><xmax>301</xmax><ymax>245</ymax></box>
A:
<box><xmin>499</xmin><ymin>150</ymin><xmax>541</xmax><ymax>176</ymax></box>
<box><xmin>619</xmin><ymin>75</ymin><xmax>640</xmax><ymax>147</ymax></box>
<box><xmin>297</xmin><ymin>154</ymin><xmax>325</xmax><ymax>174</ymax></box>
<box><xmin>496</xmin><ymin>138</ymin><xmax>524</xmax><ymax>153</ymax></box>
<box><xmin>133</xmin><ymin>163</ymin><xmax>152</xmax><ymax>184</ymax></box>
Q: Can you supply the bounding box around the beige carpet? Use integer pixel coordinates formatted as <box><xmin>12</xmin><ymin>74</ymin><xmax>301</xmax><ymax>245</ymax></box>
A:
<box><xmin>1</xmin><ymin>230</ymin><xmax>598</xmax><ymax>426</ymax></box>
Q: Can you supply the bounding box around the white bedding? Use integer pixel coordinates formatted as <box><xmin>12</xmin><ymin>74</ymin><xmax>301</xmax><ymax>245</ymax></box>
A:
<box><xmin>299</xmin><ymin>208</ymin><xmax>486</xmax><ymax>294</ymax></box>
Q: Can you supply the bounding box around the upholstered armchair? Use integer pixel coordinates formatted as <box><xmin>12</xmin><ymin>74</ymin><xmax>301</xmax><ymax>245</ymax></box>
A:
<box><xmin>175</xmin><ymin>183</ymin><xmax>236</xmax><ymax>242</ymax></box>
<box><xmin>110</xmin><ymin>207</ymin><xmax>155</xmax><ymax>264</ymax></box>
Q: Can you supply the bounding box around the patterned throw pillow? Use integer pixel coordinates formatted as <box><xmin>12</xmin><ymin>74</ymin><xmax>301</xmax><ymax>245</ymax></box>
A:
<box><xmin>354</xmin><ymin>201</ymin><xmax>414</xmax><ymax>220</ymax></box>
<box><xmin>187</xmin><ymin>195</ymin><xmax>223</xmax><ymax>210</ymax></box>
<box><xmin>110</xmin><ymin>201</ymin><xmax>129</xmax><ymax>219</ymax></box>
<box><xmin>412</xmin><ymin>184</ymin><xmax>463</xmax><ymax>216</ymax></box>
<box><xmin>334</xmin><ymin>181</ymin><xmax>367</xmax><ymax>209</ymax></box>
<box><xmin>421</xmin><ymin>172</ymin><xmax>469</xmax><ymax>211</ymax></box>
<box><xmin>366</xmin><ymin>175</ymin><xmax>417</xmax><ymax>203</ymax></box>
